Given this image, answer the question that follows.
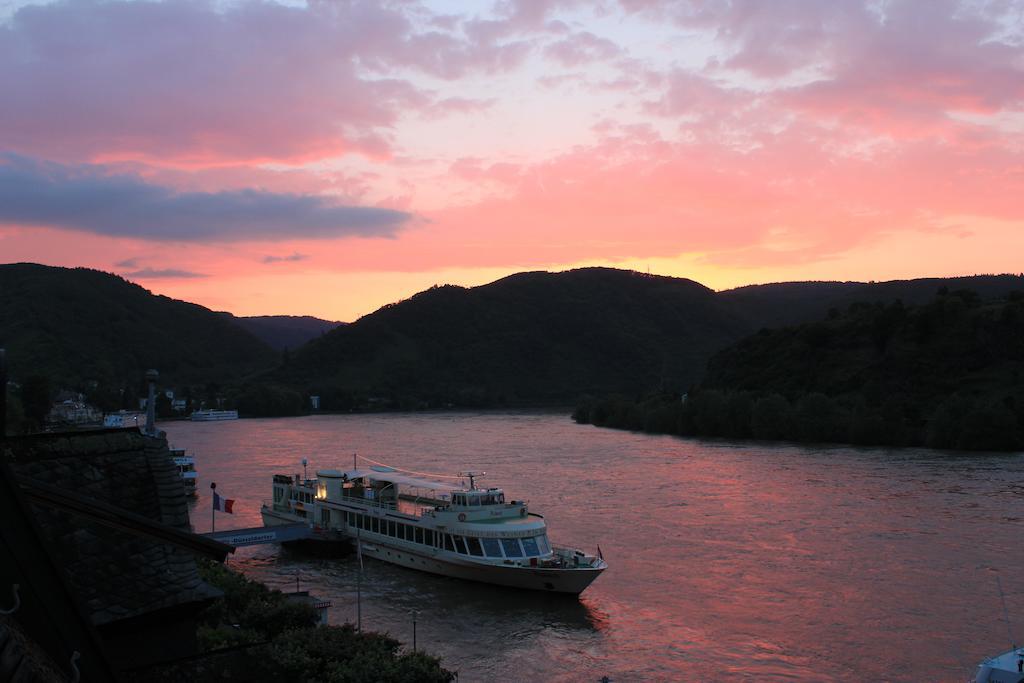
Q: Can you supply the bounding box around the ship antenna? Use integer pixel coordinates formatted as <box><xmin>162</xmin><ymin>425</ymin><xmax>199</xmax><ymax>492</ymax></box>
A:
<box><xmin>460</xmin><ymin>471</ymin><xmax>485</xmax><ymax>490</ymax></box>
<box><xmin>996</xmin><ymin>575</ymin><xmax>1017</xmax><ymax>652</ymax></box>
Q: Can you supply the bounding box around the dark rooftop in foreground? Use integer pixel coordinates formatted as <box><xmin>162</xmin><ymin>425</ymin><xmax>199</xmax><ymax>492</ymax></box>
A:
<box><xmin>2</xmin><ymin>427</ymin><xmax>226</xmax><ymax>673</ymax></box>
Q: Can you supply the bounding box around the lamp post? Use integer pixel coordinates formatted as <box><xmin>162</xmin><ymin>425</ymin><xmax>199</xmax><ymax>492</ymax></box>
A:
<box><xmin>411</xmin><ymin>610</ymin><xmax>418</xmax><ymax>652</ymax></box>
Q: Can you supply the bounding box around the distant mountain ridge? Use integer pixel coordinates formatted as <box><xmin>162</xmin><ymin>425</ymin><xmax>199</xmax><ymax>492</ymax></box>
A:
<box><xmin>229</xmin><ymin>315</ymin><xmax>345</xmax><ymax>351</ymax></box>
<box><xmin>270</xmin><ymin>268</ymin><xmax>752</xmax><ymax>407</ymax></box>
<box><xmin>268</xmin><ymin>268</ymin><xmax>1024</xmax><ymax>410</ymax></box>
<box><xmin>4</xmin><ymin>263</ymin><xmax>1024</xmax><ymax>418</ymax></box>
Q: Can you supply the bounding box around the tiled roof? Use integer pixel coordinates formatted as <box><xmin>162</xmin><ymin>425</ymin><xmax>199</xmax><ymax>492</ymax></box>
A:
<box><xmin>0</xmin><ymin>615</ymin><xmax>68</xmax><ymax>682</ymax></box>
<box><xmin>4</xmin><ymin>429</ymin><xmax>221</xmax><ymax>626</ymax></box>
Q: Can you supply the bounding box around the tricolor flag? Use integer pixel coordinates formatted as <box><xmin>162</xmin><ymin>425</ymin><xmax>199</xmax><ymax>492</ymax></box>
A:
<box><xmin>212</xmin><ymin>491</ymin><xmax>235</xmax><ymax>514</ymax></box>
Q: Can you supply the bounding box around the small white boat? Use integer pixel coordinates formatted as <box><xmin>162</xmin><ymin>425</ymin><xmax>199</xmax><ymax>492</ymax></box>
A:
<box><xmin>261</xmin><ymin>460</ymin><xmax>607</xmax><ymax>594</ymax></box>
<box><xmin>190</xmin><ymin>409</ymin><xmax>239</xmax><ymax>421</ymax></box>
<box><xmin>103</xmin><ymin>411</ymin><xmax>145</xmax><ymax>428</ymax></box>
<box><xmin>973</xmin><ymin>647</ymin><xmax>1024</xmax><ymax>682</ymax></box>
<box><xmin>169</xmin><ymin>448</ymin><xmax>198</xmax><ymax>496</ymax></box>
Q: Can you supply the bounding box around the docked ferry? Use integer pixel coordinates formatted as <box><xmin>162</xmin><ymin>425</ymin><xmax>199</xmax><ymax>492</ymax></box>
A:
<box><xmin>190</xmin><ymin>409</ymin><xmax>239</xmax><ymax>421</ymax></box>
<box><xmin>260</xmin><ymin>461</ymin><xmax>607</xmax><ymax>594</ymax></box>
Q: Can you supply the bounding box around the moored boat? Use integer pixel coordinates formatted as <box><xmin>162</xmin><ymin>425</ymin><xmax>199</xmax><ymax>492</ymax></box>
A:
<box><xmin>260</xmin><ymin>460</ymin><xmax>607</xmax><ymax>594</ymax></box>
<box><xmin>973</xmin><ymin>647</ymin><xmax>1024</xmax><ymax>682</ymax></box>
<box><xmin>190</xmin><ymin>409</ymin><xmax>239</xmax><ymax>421</ymax></box>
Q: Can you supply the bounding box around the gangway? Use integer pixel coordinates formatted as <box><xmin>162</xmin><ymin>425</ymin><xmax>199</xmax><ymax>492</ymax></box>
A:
<box><xmin>203</xmin><ymin>522</ymin><xmax>338</xmax><ymax>548</ymax></box>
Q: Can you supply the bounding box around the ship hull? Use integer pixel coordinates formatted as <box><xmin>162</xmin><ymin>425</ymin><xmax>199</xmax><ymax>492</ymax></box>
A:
<box><xmin>260</xmin><ymin>507</ymin><xmax>604</xmax><ymax>594</ymax></box>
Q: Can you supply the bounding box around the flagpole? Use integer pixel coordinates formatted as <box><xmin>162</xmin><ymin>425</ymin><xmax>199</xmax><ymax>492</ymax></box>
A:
<box><xmin>210</xmin><ymin>481</ymin><xmax>216</xmax><ymax>533</ymax></box>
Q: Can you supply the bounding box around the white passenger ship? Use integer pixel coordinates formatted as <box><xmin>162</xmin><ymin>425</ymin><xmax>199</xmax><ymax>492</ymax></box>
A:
<box><xmin>260</xmin><ymin>460</ymin><xmax>607</xmax><ymax>594</ymax></box>
<box><xmin>190</xmin><ymin>409</ymin><xmax>239</xmax><ymax>421</ymax></box>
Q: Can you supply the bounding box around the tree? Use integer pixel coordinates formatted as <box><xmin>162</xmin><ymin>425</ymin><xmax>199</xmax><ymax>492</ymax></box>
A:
<box><xmin>751</xmin><ymin>393</ymin><xmax>793</xmax><ymax>440</ymax></box>
<box><xmin>19</xmin><ymin>375</ymin><xmax>52</xmax><ymax>431</ymax></box>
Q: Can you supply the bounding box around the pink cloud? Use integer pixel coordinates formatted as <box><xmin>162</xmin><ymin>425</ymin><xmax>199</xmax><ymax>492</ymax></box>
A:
<box><xmin>543</xmin><ymin>31</ymin><xmax>622</xmax><ymax>66</ymax></box>
<box><xmin>0</xmin><ymin>0</ymin><xmax>547</xmax><ymax>167</ymax></box>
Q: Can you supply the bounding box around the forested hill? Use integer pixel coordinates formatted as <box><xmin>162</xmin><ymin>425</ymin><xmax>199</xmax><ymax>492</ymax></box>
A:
<box><xmin>576</xmin><ymin>288</ymin><xmax>1024</xmax><ymax>451</ymax></box>
<box><xmin>230</xmin><ymin>315</ymin><xmax>345</xmax><ymax>351</ymax></box>
<box><xmin>269</xmin><ymin>268</ymin><xmax>754</xmax><ymax>408</ymax></box>
<box><xmin>0</xmin><ymin>263</ymin><xmax>276</xmax><ymax>388</ymax></box>
<box><xmin>722</xmin><ymin>274</ymin><xmax>1024</xmax><ymax>328</ymax></box>
<box><xmin>268</xmin><ymin>269</ymin><xmax>1024</xmax><ymax>411</ymax></box>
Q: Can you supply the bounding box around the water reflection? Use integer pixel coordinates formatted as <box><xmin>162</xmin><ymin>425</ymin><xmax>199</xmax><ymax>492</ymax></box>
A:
<box><xmin>167</xmin><ymin>412</ymin><xmax>1024</xmax><ymax>681</ymax></box>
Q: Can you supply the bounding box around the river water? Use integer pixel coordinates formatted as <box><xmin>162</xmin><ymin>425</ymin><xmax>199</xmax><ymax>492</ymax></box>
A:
<box><xmin>164</xmin><ymin>412</ymin><xmax>1024</xmax><ymax>682</ymax></box>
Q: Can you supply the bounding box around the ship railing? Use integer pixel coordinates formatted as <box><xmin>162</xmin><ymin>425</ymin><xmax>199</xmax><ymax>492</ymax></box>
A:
<box><xmin>337</xmin><ymin>494</ymin><xmax>398</xmax><ymax>512</ymax></box>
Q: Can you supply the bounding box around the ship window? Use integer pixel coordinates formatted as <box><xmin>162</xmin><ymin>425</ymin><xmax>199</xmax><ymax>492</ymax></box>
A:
<box><xmin>466</xmin><ymin>537</ymin><xmax>484</xmax><ymax>556</ymax></box>
<box><xmin>443</xmin><ymin>534</ymin><xmax>456</xmax><ymax>552</ymax></box>
<box><xmin>371</xmin><ymin>518</ymin><xmax>379</xmax><ymax>533</ymax></box>
<box><xmin>452</xmin><ymin>535</ymin><xmax>468</xmax><ymax>554</ymax></box>
<box><xmin>386</xmin><ymin>520</ymin><xmax>394</xmax><ymax>536</ymax></box>
<box><xmin>469</xmin><ymin>495</ymin><xmax>480</xmax><ymax>506</ymax></box>
<box><xmin>521</xmin><ymin>536</ymin><xmax>540</xmax><ymax>557</ymax></box>
<box><xmin>415</xmin><ymin>528</ymin><xmax>424</xmax><ymax>544</ymax></box>
<box><xmin>361</xmin><ymin>515</ymin><xmax>370</xmax><ymax>531</ymax></box>
<box><xmin>424</xmin><ymin>530</ymin><xmax>435</xmax><ymax>546</ymax></box>
<box><xmin>498</xmin><ymin>493</ymin><xmax>505</xmax><ymax>504</ymax></box>
<box><xmin>481</xmin><ymin>537</ymin><xmax>502</xmax><ymax>557</ymax></box>
<box><xmin>500</xmin><ymin>538</ymin><xmax>523</xmax><ymax>558</ymax></box>
<box><xmin>537</xmin><ymin>534</ymin><xmax>551</xmax><ymax>554</ymax></box>
<box><xmin>321</xmin><ymin>509</ymin><xmax>330</xmax><ymax>526</ymax></box>
<box><xmin>401</xmin><ymin>524</ymin><xmax>410</xmax><ymax>540</ymax></box>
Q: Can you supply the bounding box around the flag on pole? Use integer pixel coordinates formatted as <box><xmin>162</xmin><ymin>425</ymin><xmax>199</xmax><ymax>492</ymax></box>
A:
<box><xmin>213</xmin><ymin>491</ymin><xmax>235</xmax><ymax>514</ymax></box>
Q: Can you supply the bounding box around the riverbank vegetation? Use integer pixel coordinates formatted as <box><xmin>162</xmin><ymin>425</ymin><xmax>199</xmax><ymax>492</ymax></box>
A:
<box><xmin>156</xmin><ymin>560</ymin><xmax>454</xmax><ymax>682</ymax></box>
<box><xmin>575</xmin><ymin>289</ymin><xmax>1024</xmax><ymax>451</ymax></box>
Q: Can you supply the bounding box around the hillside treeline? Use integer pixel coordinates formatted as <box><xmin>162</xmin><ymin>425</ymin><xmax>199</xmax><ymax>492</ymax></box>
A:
<box><xmin>575</xmin><ymin>289</ymin><xmax>1024</xmax><ymax>451</ymax></box>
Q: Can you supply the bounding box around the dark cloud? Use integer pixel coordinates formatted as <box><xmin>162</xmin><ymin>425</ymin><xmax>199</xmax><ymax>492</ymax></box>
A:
<box><xmin>263</xmin><ymin>252</ymin><xmax>309</xmax><ymax>264</ymax></box>
<box><xmin>114</xmin><ymin>257</ymin><xmax>139</xmax><ymax>268</ymax></box>
<box><xmin>0</xmin><ymin>154</ymin><xmax>412</xmax><ymax>242</ymax></box>
<box><xmin>122</xmin><ymin>268</ymin><xmax>207</xmax><ymax>279</ymax></box>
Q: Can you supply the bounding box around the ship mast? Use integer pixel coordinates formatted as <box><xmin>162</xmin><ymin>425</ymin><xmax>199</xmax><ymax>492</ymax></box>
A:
<box><xmin>460</xmin><ymin>471</ymin><xmax>485</xmax><ymax>490</ymax></box>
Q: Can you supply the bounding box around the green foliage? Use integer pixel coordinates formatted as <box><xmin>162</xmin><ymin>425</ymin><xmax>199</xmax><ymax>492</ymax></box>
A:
<box><xmin>751</xmin><ymin>394</ymin><xmax>793</xmax><ymax>440</ymax></box>
<box><xmin>0</xmin><ymin>264</ymin><xmax>275</xmax><ymax>391</ymax></box>
<box><xmin>270</xmin><ymin>268</ymin><xmax>754</xmax><ymax>410</ymax></box>
<box><xmin>234</xmin><ymin>383</ymin><xmax>306</xmax><ymax>417</ymax></box>
<box><xmin>195</xmin><ymin>561</ymin><xmax>453</xmax><ymax>682</ymax></box>
<box><xmin>576</xmin><ymin>290</ymin><xmax>1024</xmax><ymax>451</ymax></box>
<box><xmin>19</xmin><ymin>374</ymin><xmax>52</xmax><ymax>430</ymax></box>
<box><xmin>268</xmin><ymin>625</ymin><xmax>452</xmax><ymax>683</ymax></box>
<box><xmin>197</xmin><ymin>559</ymin><xmax>320</xmax><ymax>647</ymax></box>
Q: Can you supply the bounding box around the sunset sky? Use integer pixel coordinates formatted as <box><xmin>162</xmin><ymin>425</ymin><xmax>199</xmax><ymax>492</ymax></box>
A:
<box><xmin>2</xmin><ymin>0</ymin><xmax>1023</xmax><ymax>320</ymax></box>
